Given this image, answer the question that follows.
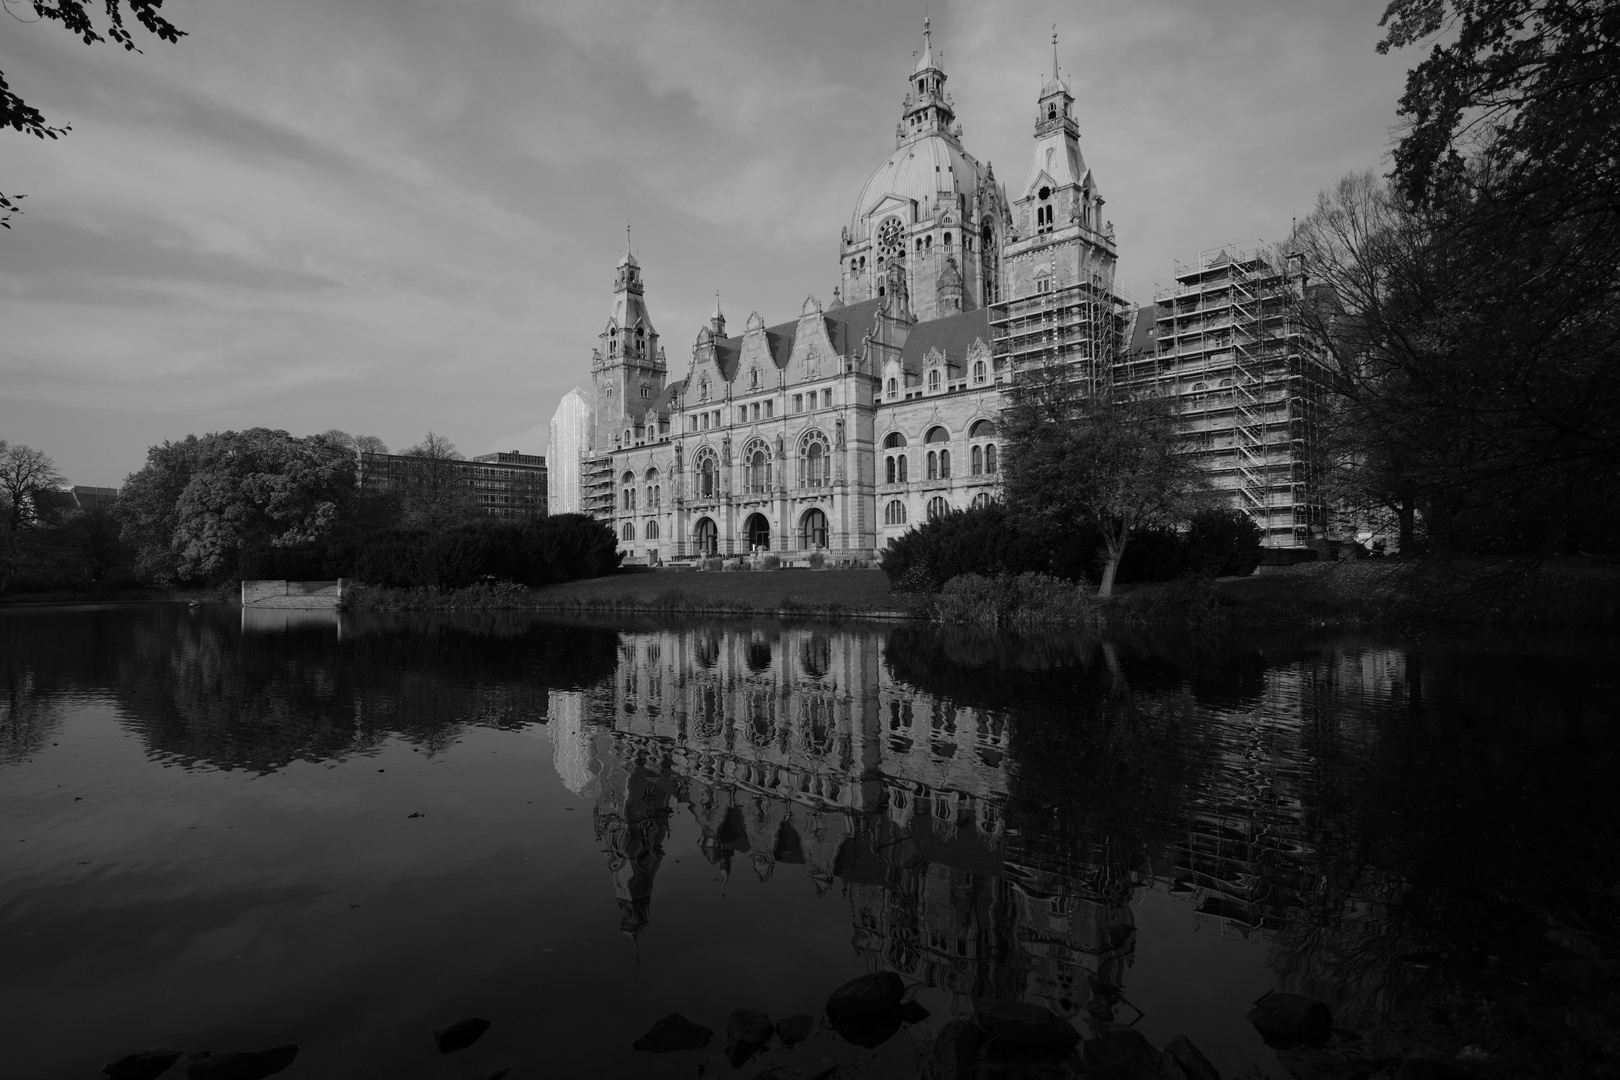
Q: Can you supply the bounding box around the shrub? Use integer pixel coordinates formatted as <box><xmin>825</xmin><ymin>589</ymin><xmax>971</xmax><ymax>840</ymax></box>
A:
<box><xmin>808</xmin><ymin>551</ymin><xmax>826</xmax><ymax>570</ymax></box>
<box><xmin>930</xmin><ymin>572</ymin><xmax>1099</xmax><ymax>628</ymax></box>
<box><xmin>1183</xmin><ymin>507</ymin><xmax>1263</xmax><ymax>577</ymax></box>
<box><xmin>761</xmin><ymin>554</ymin><xmax>781</xmax><ymax>569</ymax></box>
<box><xmin>881</xmin><ymin>501</ymin><xmax>1098</xmax><ymax>592</ymax></box>
<box><xmin>702</xmin><ymin>556</ymin><xmax>724</xmax><ymax>572</ymax></box>
<box><xmin>724</xmin><ymin>558</ymin><xmax>745</xmax><ymax>571</ymax></box>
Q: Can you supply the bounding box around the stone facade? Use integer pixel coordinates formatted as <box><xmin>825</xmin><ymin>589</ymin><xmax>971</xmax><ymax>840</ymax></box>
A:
<box><xmin>556</xmin><ymin>22</ymin><xmax>1124</xmax><ymax>563</ymax></box>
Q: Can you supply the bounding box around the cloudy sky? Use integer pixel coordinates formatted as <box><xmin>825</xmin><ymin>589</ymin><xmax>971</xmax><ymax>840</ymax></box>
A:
<box><xmin>0</xmin><ymin>0</ymin><xmax>1412</xmax><ymax>486</ymax></box>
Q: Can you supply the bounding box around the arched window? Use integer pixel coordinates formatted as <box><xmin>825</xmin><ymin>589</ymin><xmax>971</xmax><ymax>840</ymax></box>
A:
<box><xmin>985</xmin><ymin>443</ymin><xmax>998</xmax><ymax>473</ymax></box>
<box><xmin>928</xmin><ymin>370</ymin><xmax>941</xmax><ymax>392</ymax></box>
<box><xmin>748</xmin><ymin>444</ymin><xmax>771</xmax><ymax>493</ymax></box>
<box><xmin>884</xmin><ymin>499</ymin><xmax>907</xmax><ymax>525</ymax></box>
<box><xmin>620</xmin><ymin>522</ymin><xmax>636</xmax><ymax>542</ymax></box>
<box><xmin>969</xmin><ymin>418</ymin><xmax>997</xmax><ymax>439</ymax></box>
<box><xmin>799</xmin><ymin>431</ymin><xmax>830</xmax><ymax>488</ymax></box>
<box><xmin>886</xmin><ymin>377</ymin><xmax>897</xmax><ymax>396</ymax></box>
<box><xmin>898</xmin><ymin>454</ymin><xmax>908</xmax><ymax>482</ymax></box>
<box><xmin>927</xmin><ymin>496</ymin><xmax>949</xmax><ymax>521</ymax></box>
<box><xmin>943</xmin><ymin>232</ymin><xmax>952</xmax><ymax>247</ymax></box>
<box><xmin>801</xmin><ymin>508</ymin><xmax>829</xmax><ymax>550</ymax></box>
<box><xmin>925</xmin><ymin>426</ymin><xmax>949</xmax><ymax>444</ymax></box>
<box><xmin>886</xmin><ymin>456</ymin><xmax>896</xmax><ymax>484</ymax></box>
<box><xmin>624</xmin><ymin>428</ymin><xmax>632</xmax><ymax>446</ymax></box>
<box><xmin>645</xmin><ymin>519</ymin><xmax>660</xmax><ymax>540</ymax></box>
<box><xmin>883</xmin><ymin>432</ymin><xmax>907</xmax><ymax>449</ymax></box>
<box><xmin>971</xmin><ymin>446</ymin><xmax>983</xmax><ymax>475</ymax></box>
<box><xmin>940</xmin><ymin>449</ymin><xmax>951</xmax><ymax>478</ymax></box>
<box><xmin>972</xmin><ymin>360</ymin><xmax>986</xmax><ymax>385</ymax></box>
<box><xmin>696</xmin><ymin>449</ymin><xmax>718</xmax><ymax>499</ymax></box>
<box><xmin>971</xmin><ymin>492</ymin><xmax>993</xmax><ymax>509</ymax></box>
<box><xmin>927</xmin><ymin>451</ymin><xmax>938</xmax><ymax>480</ymax></box>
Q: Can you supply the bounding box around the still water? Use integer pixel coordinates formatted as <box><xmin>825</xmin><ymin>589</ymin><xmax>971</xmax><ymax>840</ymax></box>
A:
<box><xmin>1</xmin><ymin>605</ymin><xmax>1616</xmax><ymax>1079</ymax></box>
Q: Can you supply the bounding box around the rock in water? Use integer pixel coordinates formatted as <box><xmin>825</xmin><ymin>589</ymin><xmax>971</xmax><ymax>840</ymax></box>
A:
<box><xmin>824</xmin><ymin>971</ymin><xmax>904</xmax><ymax>1023</ymax></box>
<box><xmin>184</xmin><ymin>1046</ymin><xmax>298</xmax><ymax>1080</ymax></box>
<box><xmin>774</xmin><ymin>1014</ymin><xmax>816</xmax><ymax>1048</ymax></box>
<box><xmin>1165</xmin><ymin>1034</ymin><xmax>1220</xmax><ymax>1080</ymax></box>
<box><xmin>896</xmin><ymin>999</ymin><xmax>930</xmax><ymax>1024</ymax></box>
<box><xmin>632</xmin><ymin>1013</ymin><xmax>714</xmax><ymax>1053</ymax></box>
<box><xmin>973</xmin><ymin>1000</ymin><xmax>1081</xmax><ymax>1060</ymax></box>
<box><xmin>104</xmin><ymin>1048</ymin><xmax>184</xmax><ymax>1080</ymax></box>
<box><xmin>1083</xmin><ymin>1028</ymin><xmax>1169</xmax><ymax>1078</ymax></box>
<box><xmin>725</xmin><ymin>1009</ymin><xmax>773</xmax><ymax>1068</ymax></box>
<box><xmin>1246</xmin><ymin>993</ymin><xmax>1333</xmax><ymax>1048</ymax></box>
<box><xmin>433</xmin><ymin>1017</ymin><xmax>491</xmax><ymax>1055</ymax></box>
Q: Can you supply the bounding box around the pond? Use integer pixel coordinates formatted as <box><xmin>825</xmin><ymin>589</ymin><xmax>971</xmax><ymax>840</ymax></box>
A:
<box><xmin>2</xmin><ymin>605</ymin><xmax>1616</xmax><ymax>1079</ymax></box>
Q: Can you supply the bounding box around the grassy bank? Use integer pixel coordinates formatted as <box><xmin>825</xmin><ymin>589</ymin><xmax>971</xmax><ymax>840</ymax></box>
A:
<box><xmin>1204</xmin><ymin>558</ymin><xmax>1620</xmax><ymax>627</ymax></box>
<box><xmin>350</xmin><ymin>568</ymin><xmax>921</xmax><ymax>619</ymax></box>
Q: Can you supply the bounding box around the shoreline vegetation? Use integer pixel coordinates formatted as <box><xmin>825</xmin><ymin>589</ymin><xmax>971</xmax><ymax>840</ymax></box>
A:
<box><xmin>11</xmin><ymin>560</ymin><xmax>1617</xmax><ymax>630</ymax></box>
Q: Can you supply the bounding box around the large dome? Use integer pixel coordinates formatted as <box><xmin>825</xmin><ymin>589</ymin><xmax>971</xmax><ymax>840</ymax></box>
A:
<box><xmin>850</xmin><ymin>133</ymin><xmax>988</xmax><ymax>236</ymax></box>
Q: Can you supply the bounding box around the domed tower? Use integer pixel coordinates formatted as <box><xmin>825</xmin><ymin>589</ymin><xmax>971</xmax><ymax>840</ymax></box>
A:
<box><xmin>838</xmin><ymin>18</ymin><xmax>1009</xmax><ymax>321</ymax></box>
<box><xmin>591</xmin><ymin>231</ymin><xmax>668</xmax><ymax>454</ymax></box>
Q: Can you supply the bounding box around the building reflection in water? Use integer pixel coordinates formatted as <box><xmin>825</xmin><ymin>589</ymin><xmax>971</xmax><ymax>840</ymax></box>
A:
<box><xmin>550</xmin><ymin>624</ymin><xmax>1136</xmax><ymax>1023</ymax></box>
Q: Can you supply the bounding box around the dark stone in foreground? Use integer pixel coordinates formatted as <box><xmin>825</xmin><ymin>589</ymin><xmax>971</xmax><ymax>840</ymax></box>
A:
<box><xmin>1395</xmin><ymin>1059</ymin><xmax>1467</xmax><ymax>1080</ymax></box>
<box><xmin>104</xmin><ymin>1048</ymin><xmax>183</xmax><ymax>1080</ymax></box>
<box><xmin>726</xmin><ymin>1008</ymin><xmax>773</xmax><ymax>1068</ymax></box>
<box><xmin>632</xmin><ymin>1013</ymin><xmax>713</xmax><ymax>1053</ymax></box>
<box><xmin>1276</xmin><ymin>1047</ymin><xmax>1363</xmax><ymax>1080</ymax></box>
<box><xmin>184</xmin><ymin>1046</ymin><xmax>298</xmax><ymax>1080</ymax></box>
<box><xmin>1165</xmin><ymin>1034</ymin><xmax>1221</xmax><ymax>1080</ymax></box>
<box><xmin>824</xmin><ymin>971</ymin><xmax>904</xmax><ymax>1023</ymax></box>
<box><xmin>828</xmin><ymin>1013</ymin><xmax>902</xmax><ymax>1049</ymax></box>
<box><xmin>433</xmin><ymin>1017</ymin><xmax>490</xmax><ymax>1054</ymax></box>
<box><xmin>1083</xmin><ymin>1028</ymin><xmax>1167</xmax><ymax>1078</ymax></box>
<box><xmin>1246</xmin><ymin>992</ymin><xmax>1333</xmax><ymax>1048</ymax></box>
<box><xmin>775</xmin><ymin>1013</ymin><xmax>816</xmax><ymax>1047</ymax></box>
<box><xmin>974</xmin><ymin>1000</ymin><xmax>1080</xmax><ymax>1059</ymax></box>
<box><xmin>896</xmin><ymin>998</ymin><xmax>930</xmax><ymax>1024</ymax></box>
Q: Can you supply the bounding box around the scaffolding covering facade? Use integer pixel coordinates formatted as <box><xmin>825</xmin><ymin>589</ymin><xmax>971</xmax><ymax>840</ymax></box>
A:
<box><xmin>1124</xmin><ymin>247</ymin><xmax>1329</xmax><ymax>549</ymax></box>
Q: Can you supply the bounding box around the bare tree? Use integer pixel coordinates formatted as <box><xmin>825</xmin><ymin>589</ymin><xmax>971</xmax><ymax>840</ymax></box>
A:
<box><xmin>0</xmin><ymin>440</ymin><xmax>66</xmax><ymax>592</ymax></box>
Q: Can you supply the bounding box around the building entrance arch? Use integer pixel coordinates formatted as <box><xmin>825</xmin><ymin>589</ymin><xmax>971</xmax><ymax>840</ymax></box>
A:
<box><xmin>744</xmin><ymin>513</ymin><xmax>771</xmax><ymax>551</ymax></box>
<box><xmin>694</xmin><ymin>517</ymin><xmax>718</xmax><ymax>556</ymax></box>
<box><xmin>799</xmin><ymin>507</ymin><xmax>829</xmax><ymax>550</ymax></box>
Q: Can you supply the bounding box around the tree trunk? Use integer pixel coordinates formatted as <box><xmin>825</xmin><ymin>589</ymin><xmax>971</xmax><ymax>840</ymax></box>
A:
<box><xmin>1397</xmin><ymin>503</ymin><xmax>1415</xmax><ymax>554</ymax></box>
<box><xmin>1098</xmin><ymin>533</ymin><xmax>1128</xmax><ymax>598</ymax></box>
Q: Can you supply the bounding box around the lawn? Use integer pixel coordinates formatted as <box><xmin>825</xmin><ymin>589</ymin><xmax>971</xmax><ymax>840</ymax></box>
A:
<box><xmin>527</xmin><ymin>567</ymin><xmax>911</xmax><ymax>616</ymax></box>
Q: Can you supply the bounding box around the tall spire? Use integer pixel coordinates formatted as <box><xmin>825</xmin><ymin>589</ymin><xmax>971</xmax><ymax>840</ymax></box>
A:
<box><xmin>1052</xmin><ymin>25</ymin><xmax>1060</xmax><ymax>81</ymax></box>
<box><xmin>619</xmin><ymin>222</ymin><xmax>637</xmax><ymax>268</ymax></box>
<box><xmin>900</xmin><ymin>10</ymin><xmax>955</xmax><ymax>142</ymax></box>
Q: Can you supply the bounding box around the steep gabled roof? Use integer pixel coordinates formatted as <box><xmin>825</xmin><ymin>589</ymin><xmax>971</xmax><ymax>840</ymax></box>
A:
<box><xmin>900</xmin><ymin>307</ymin><xmax>991</xmax><ymax>372</ymax></box>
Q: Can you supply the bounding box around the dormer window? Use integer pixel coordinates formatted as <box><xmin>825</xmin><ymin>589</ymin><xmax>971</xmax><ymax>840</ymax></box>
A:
<box><xmin>928</xmin><ymin>370</ymin><xmax>941</xmax><ymax>392</ymax></box>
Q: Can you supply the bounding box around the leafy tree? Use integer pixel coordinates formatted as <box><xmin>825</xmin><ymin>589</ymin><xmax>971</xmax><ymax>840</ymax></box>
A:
<box><xmin>1001</xmin><ymin>366</ymin><xmax>1209</xmax><ymax>597</ymax></box>
<box><xmin>1378</xmin><ymin>0</ymin><xmax>1618</xmax><ymax>217</ymax></box>
<box><xmin>1292</xmin><ymin>167</ymin><xmax>1620</xmax><ymax>560</ymax></box>
<box><xmin>2</xmin><ymin>1</ymin><xmax>186</xmax><ymax>228</ymax></box>
<box><xmin>117</xmin><ymin>429</ymin><xmax>355</xmax><ymax>582</ymax></box>
<box><xmin>0</xmin><ymin>438</ymin><xmax>66</xmax><ymax>592</ymax></box>
<box><xmin>1184</xmin><ymin>507</ymin><xmax>1264</xmax><ymax>577</ymax></box>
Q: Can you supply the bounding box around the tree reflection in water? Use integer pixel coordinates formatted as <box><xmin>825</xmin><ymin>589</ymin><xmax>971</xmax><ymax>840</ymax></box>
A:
<box><xmin>2</xmin><ymin>606</ymin><xmax>1616</xmax><ymax>1073</ymax></box>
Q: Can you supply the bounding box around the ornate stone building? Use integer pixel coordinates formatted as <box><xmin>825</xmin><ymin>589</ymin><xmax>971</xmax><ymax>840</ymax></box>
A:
<box><xmin>552</xmin><ymin>22</ymin><xmax>1125</xmax><ymax>561</ymax></box>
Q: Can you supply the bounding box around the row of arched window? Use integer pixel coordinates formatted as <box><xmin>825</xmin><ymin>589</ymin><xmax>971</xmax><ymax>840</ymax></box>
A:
<box><xmin>882</xmin><ymin>492</ymin><xmax>995</xmax><ymax>529</ymax></box>
<box><xmin>620</xmin><ymin>520</ymin><xmax>661</xmax><ymax>542</ymax></box>
<box><xmin>621</xmin><ymin>470</ymin><xmax>662</xmax><ymax>512</ymax></box>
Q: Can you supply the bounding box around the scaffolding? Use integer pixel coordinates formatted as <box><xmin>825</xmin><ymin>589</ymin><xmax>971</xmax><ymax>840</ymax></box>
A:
<box><xmin>582</xmin><ymin>455</ymin><xmax>616</xmax><ymax>519</ymax></box>
<box><xmin>989</xmin><ymin>272</ymin><xmax>1128</xmax><ymax>392</ymax></box>
<box><xmin>1136</xmin><ymin>247</ymin><xmax>1327</xmax><ymax>548</ymax></box>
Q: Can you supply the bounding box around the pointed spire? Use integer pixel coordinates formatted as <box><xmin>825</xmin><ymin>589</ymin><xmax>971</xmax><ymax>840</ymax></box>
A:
<box><xmin>619</xmin><ymin>222</ymin><xmax>638</xmax><ymax>268</ymax></box>
<box><xmin>914</xmin><ymin>13</ymin><xmax>938</xmax><ymax>74</ymax></box>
